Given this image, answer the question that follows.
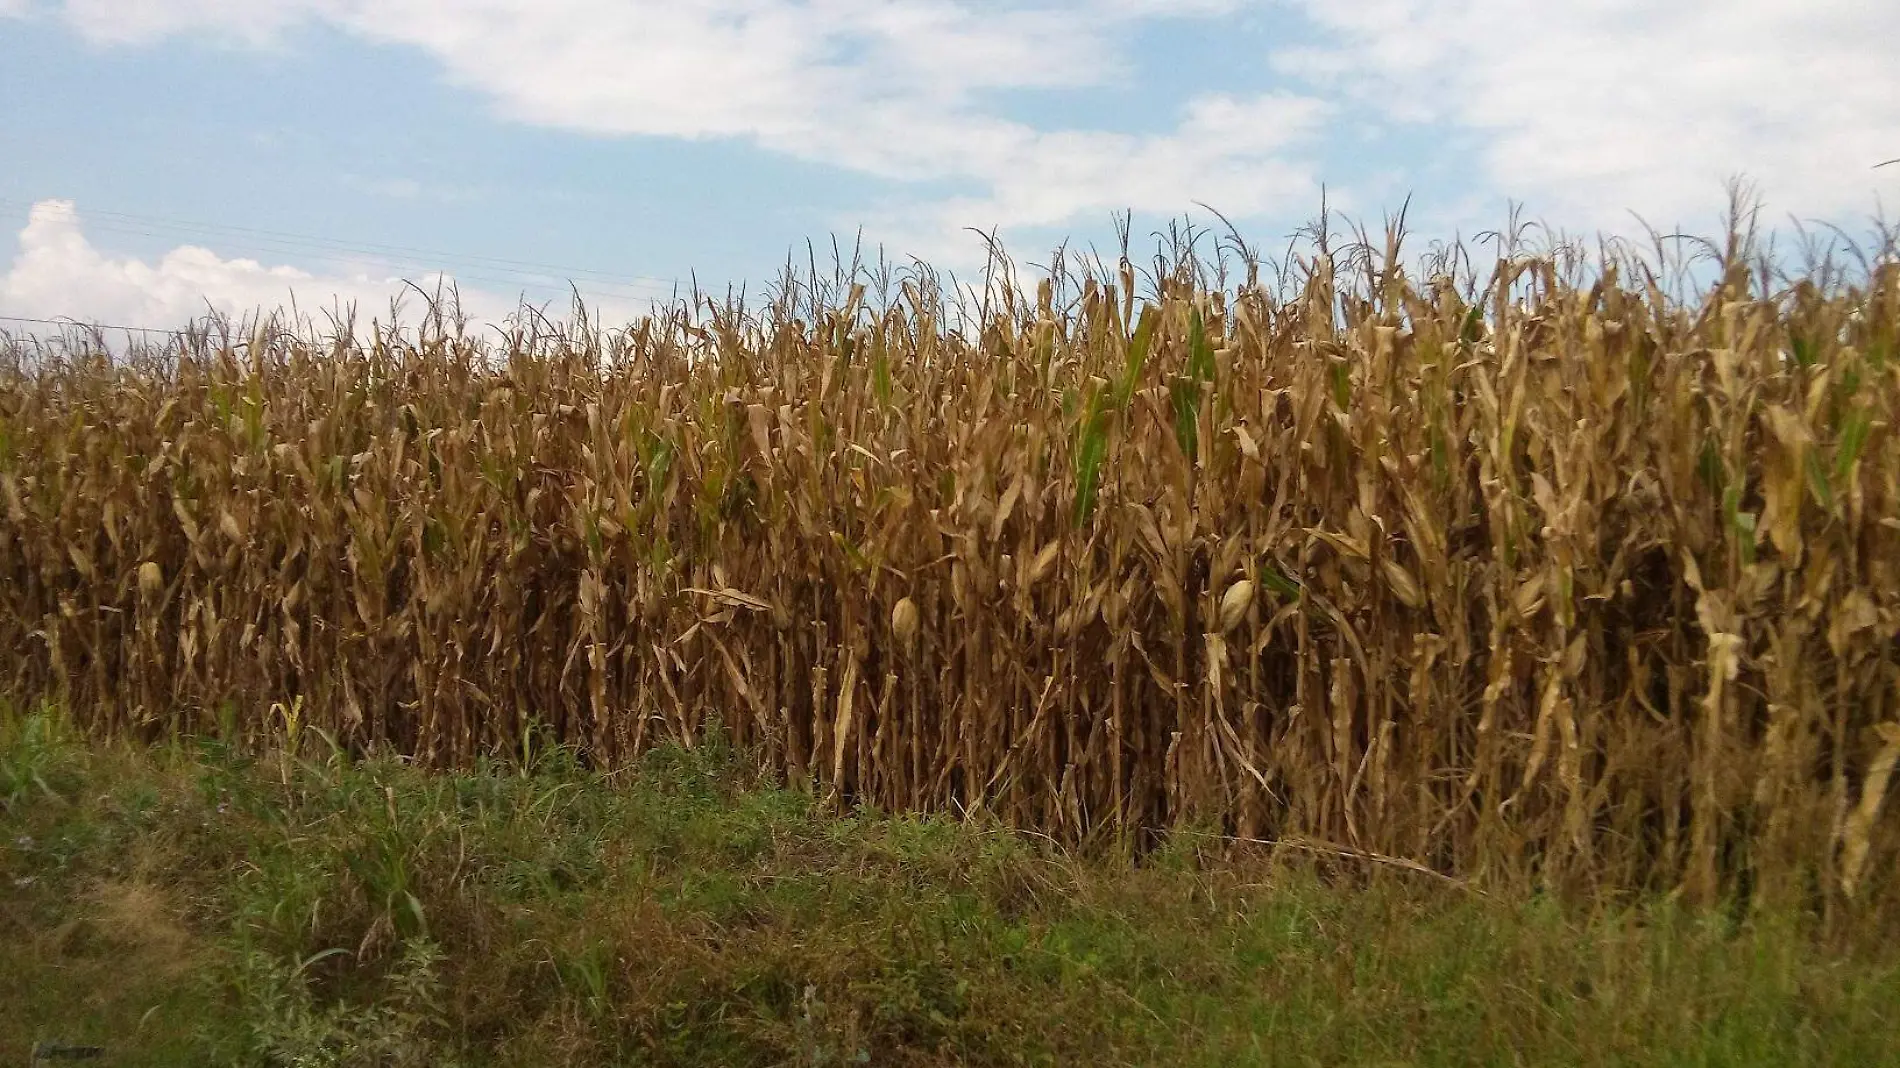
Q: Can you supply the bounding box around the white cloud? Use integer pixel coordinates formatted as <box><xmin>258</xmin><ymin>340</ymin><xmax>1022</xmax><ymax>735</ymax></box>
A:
<box><xmin>1274</xmin><ymin>0</ymin><xmax>1900</xmax><ymax>231</ymax></box>
<box><xmin>30</xmin><ymin>0</ymin><xmax>1329</xmax><ymax>258</ymax></box>
<box><xmin>866</xmin><ymin>92</ymin><xmax>1329</xmax><ymax>264</ymax></box>
<box><xmin>22</xmin><ymin>0</ymin><xmax>1884</xmax><ymax>290</ymax></box>
<box><xmin>44</xmin><ymin>1</ymin><xmax>1173</xmax><ymax>156</ymax></box>
<box><xmin>0</xmin><ymin>200</ymin><xmax>653</xmax><ymax>332</ymax></box>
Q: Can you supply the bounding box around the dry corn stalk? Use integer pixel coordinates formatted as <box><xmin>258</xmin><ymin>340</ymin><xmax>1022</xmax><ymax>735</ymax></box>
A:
<box><xmin>1</xmin><ymin>218</ymin><xmax>1896</xmax><ymax>911</ymax></box>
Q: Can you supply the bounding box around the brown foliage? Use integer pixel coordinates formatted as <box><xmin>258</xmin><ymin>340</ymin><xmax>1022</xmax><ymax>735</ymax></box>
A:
<box><xmin>3</xmin><ymin>223</ymin><xmax>1898</xmax><ymax>911</ymax></box>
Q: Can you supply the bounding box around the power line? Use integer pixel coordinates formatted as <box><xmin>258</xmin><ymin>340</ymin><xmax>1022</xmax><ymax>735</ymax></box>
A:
<box><xmin>0</xmin><ymin>197</ymin><xmax>689</xmax><ymax>299</ymax></box>
<box><xmin>0</xmin><ymin>304</ymin><xmax>673</xmax><ymax>334</ymax></box>
<box><xmin>8</xmin><ymin>220</ymin><xmax>681</xmax><ymax>306</ymax></box>
<box><xmin>50</xmin><ymin>216</ymin><xmax>684</xmax><ymax>300</ymax></box>
<box><xmin>0</xmin><ymin>225</ymin><xmax>687</xmax><ymax>318</ymax></box>
<box><xmin>56</xmin><ymin>217</ymin><xmax>684</xmax><ymax>302</ymax></box>
<box><xmin>27</xmin><ymin>213</ymin><xmax>680</xmax><ymax>305</ymax></box>
<box><xmin>0</xmin><ymin>302</ymin><xmax>662</xmax><ymax>340</ymax></box>
<box><xmin>0</xmin><ymin>314</ymin><xmax>182</xmax><ymax>336</ymax></box>
<box><xmin>0</xmin><ymin>196</ymin><xmax>684</xmax><ymax>288</ymax></box>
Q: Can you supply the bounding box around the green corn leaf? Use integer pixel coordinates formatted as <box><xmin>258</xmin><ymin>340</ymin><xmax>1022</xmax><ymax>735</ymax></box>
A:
<box><xmin>1834</xmin><ymin>407</ymin><xmax>1871</xmax><ymax>485</ymax></box>
<box><xmin>1806</xmin><ymin>449</ymin><xmax>1835</xmax><ymax>512</ymax></box>
<box><xmin>1460</xmin><ymin>305</ymin><xmax>1485</xmax><ymax>345</ymax></box>
<box><xmin>1115</xmin><ymin>304</ymin><xmax>1159</xmax><ymax>410</ymax></box>
<box><xmin>1698</xmin><ymin>439</ymin><xmax>1727</xmax><ymax>495</ymax></box>
<box><xmin>1171</xmin><ymin>377</ymin><xmax>1201</xmax><ymax>460</ymax></box>
<box><xmin>1259</xmin><ymin>565</ymin><xmax>1301</xmax><ymax>600</ymax></box>
<box><xmin>872</xmin><ymin>340</ymin><xmax>893</xmax><ymax>408</ymax></box>
<box><xmin>1188</xmin><ymin>307</ymin><xmax>1216</xmax><ymax>383</ymax></box>
<box><xmin>1072</xmin><ymin>388</ymin><xmax>1111</xmax><ymax>526</ymax></box>
<box><xmin>1790</xmin><ymin>332</ymin><xmax>1818</xmax><ymax>369</ymax></box>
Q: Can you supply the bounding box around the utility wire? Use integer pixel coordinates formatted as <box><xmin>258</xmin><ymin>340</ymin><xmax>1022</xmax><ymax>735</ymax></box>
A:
<box><xmin>45</xmin><ymin>215</ymin><xmax>678</xmax><ymax>300</ymax></box>
<box><xmin>0</xmin><ymin>197</ymin><xmax>688</xmax><ymax>299</ymax></box>
<box><xmin>4</xmin><ymin>218</ymin><xmax>680</xmax><ymax>306</ymax></box>
<box><xmin>0</xmin><ymin>195</ymin><xmax>683</xmax><ymax>286</ymax></box>
<box><xmin>20</xmin><ymin>213</ymin><xmax>680</xmax><ymax>305</ymax></box>
<box><xmin>0</xmin><ymin>313</ymin><xmax>182</xmax><ymax>335</ymax></box>
<box><xmin>0</xmin><ymin>300</ymin><xmax>667</xmax><ymax>340</ymax></box>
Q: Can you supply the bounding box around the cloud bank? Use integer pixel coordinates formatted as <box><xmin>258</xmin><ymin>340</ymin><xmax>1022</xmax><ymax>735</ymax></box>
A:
<box><xmin>1276</xmin><ymin>0</ymin><xmax>1900</xmax><ymax>231</ymax></box>
<box><xmin>19</xmin><ymin>0</ymin><xmax>1336</xmax><ymax>245</ymax></box>
<box><xmin>0</xmin><ymin>200</ymin><xmax>654</xmax><ymax>334</ymax></box>
<box><xmin>4</xmin><ymin>0</ymin><xmax>1897</xmax><ymax>326</ymax></box>
<box><xmin>15</xmin><ymin>0</ymin><xmax>1890</xmax><ymax>240</ymax></box>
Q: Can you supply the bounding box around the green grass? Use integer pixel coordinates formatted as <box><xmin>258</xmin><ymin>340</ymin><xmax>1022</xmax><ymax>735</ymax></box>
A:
<box><xmin>2</xmin><ymin>707</ymin><xmax>1896</xmax><ymax>1067</ymax></box>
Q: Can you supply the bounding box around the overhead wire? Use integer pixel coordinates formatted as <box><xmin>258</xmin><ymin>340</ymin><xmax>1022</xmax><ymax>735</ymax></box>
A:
<box><xmin>26</xmin><ymin>216</ymin><xmax>679</xmax><ymax>307</ymax></box>
<box><xmin>0</xmin><ymin>196</ymin><xmax>684</xmax><ymax>288</ymax></box>
<box><xmin>0</xmin><ymin>196</ymin><xmax>689</xmax><ymax>305</ymax></box>
<box><xmin>0</xmin><ymin>313</ymin><xmax>182</xmax><ymax>335</ymax></box>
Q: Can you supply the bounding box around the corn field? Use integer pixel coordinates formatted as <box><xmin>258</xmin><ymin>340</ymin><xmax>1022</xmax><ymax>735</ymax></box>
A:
<box><xmin>3</xmin><ymin>218</ymin><xmax>1898</xmax><ymax>911</ymax></box>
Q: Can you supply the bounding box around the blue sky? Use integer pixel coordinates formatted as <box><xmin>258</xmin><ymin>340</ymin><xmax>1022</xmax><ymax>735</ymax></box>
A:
<box><xmin>2</xmin><ymin>0</ymin><xmax>1897</xmax><ymax>333</ymax></box>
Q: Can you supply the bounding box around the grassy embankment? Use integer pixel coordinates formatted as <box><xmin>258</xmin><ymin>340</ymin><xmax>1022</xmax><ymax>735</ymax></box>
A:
<box><xmin>5</xmin><ymin>210</ymin><xmax>1900</xmax><ymax>1063</ymax></box>
<box><xmin>4</xmin><ymin>707</ymin><xmax>1897</xmax><ymax>1067</ymax></box>
<box><xmin>6</xmin><ymin>221</ymin><xmax>1899</xmax><ymax>916</ymax></box>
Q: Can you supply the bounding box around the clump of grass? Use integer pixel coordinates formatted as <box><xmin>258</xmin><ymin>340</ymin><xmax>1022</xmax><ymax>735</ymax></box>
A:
<box><xmin>2</xmin><ymin>705</ymin><xmax>1898</xmax><ymax>1066</ymax></box>
<box><xmin>0</xmin><ymin>702</ymin><xmax>80</xmax><ymax>810</ymax></box>
<box><xmin>2</xmin><ymin>197</ymin><xmax>1898</xmax><ymax>920</ymax></box>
